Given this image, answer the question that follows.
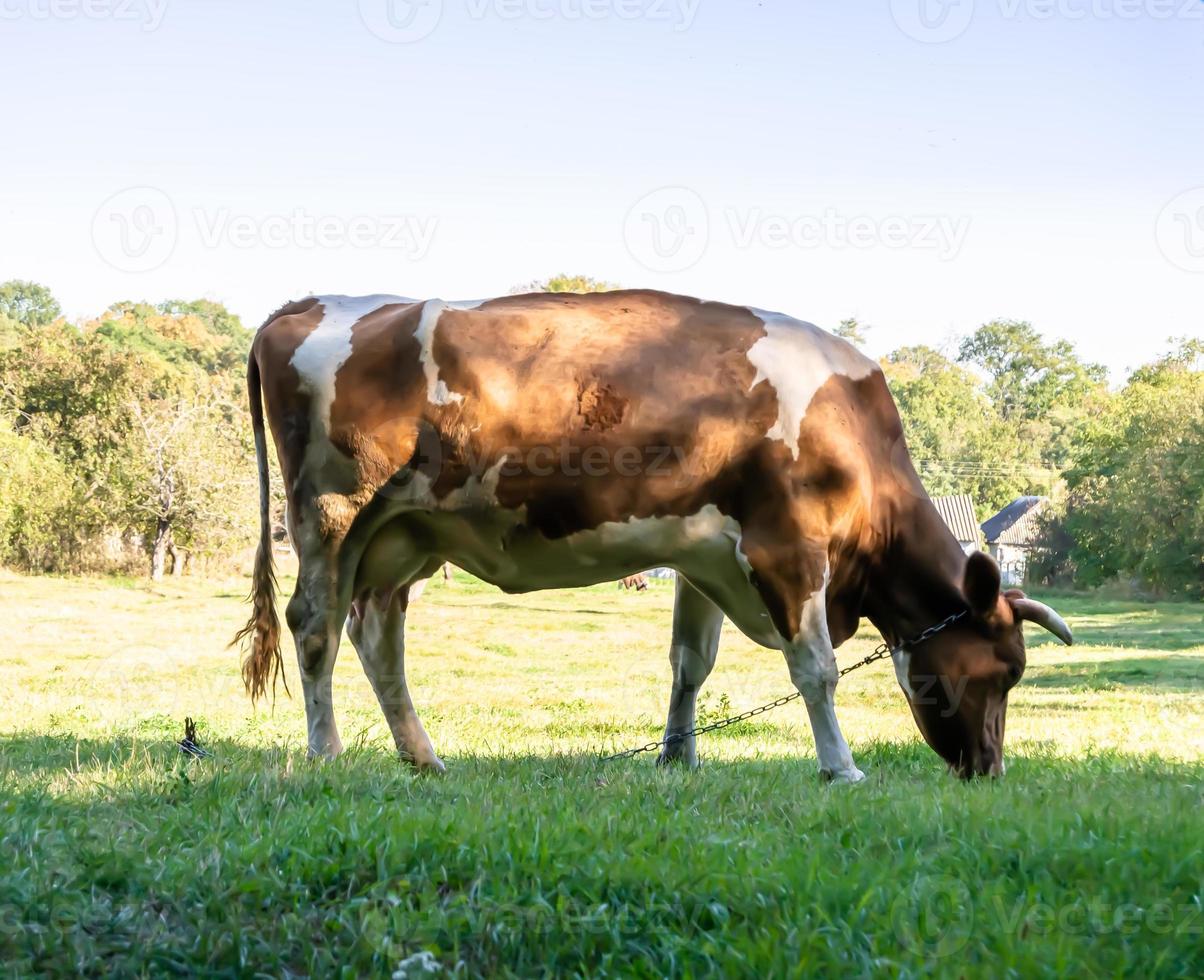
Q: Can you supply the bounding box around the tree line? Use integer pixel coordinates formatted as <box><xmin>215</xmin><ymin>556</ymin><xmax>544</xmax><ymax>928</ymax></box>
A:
<box><xmin>0</xmin><ymin>277</ymin><xmax>1199</xmax><ymax>596</ymax></box>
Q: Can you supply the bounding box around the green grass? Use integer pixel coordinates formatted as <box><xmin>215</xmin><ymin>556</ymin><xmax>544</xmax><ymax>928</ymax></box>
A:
<box><xmin>2</xmin><ymin>568</ymin><xmax>1202</xmax><ymax>977</ymax></box>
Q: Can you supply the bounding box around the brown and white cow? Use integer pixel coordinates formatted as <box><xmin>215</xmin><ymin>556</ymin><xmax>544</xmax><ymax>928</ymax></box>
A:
<box><xmin>235</xmin><ymin>290</ymin><xmax>1072</xmax><ymax>780</ymax></box>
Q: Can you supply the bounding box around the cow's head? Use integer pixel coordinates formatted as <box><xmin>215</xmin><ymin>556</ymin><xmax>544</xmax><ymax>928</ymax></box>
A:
<box><xmin>895</xmin><ymin>552</ymin><xmax>1073</xmax><ymax>779</ymax></box>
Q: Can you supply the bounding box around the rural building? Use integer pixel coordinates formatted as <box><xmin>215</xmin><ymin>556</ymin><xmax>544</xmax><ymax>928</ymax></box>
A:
<box><xmin>931</xmin><ymin>494</ymin><xmax>982</xmax><ymax>554</ymax></box>
<box><xmin>981</xmin><ymin>496</ymin><xmax>1049</xmax><ymax>586</ymax></box>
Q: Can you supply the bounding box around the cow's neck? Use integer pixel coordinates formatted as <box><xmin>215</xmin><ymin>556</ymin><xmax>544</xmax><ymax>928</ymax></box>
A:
<box><xmin>862</xmin><ymin>494</ymin><xmax>969</xmax><ymax>648</ymax></box>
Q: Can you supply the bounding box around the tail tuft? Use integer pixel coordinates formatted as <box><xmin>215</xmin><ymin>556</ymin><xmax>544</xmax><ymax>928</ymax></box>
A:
<box><xmin>231</xmin><ymin>351</ymin><xmax>289</xmax><ymax>702</ymax></box>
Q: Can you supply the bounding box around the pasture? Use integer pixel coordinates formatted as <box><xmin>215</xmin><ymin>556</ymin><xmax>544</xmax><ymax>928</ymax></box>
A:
<box><xmin>2</xmin><ymin>568</ymin><xmax>1201</xmax><ymax>976</ymax></box>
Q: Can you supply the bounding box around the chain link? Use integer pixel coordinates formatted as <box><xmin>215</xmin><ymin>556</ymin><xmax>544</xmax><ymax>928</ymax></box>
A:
<box><xmin>599</xmin><ymin>610</ymin><xmax>966</xmax><ymax>763</ymax></box>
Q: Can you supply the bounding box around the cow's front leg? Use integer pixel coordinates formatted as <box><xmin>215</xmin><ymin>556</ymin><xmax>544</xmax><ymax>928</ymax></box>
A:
<box><xmin>782</xmin><ymin>581</ymin><xmax>865</xmax><ymax>784</ymax></box>
<box><xmin>658</xmin><ymin>577</ymin><xmax>724</xmax><ymax>767</ymax></box>
<box><xmin>347</xmin><ymin>585</ymin><xmax>444</xmax><ymax>772</ymax></box>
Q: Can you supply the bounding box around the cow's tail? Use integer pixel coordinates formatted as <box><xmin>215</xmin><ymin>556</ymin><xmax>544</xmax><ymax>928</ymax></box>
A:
<box><xmin>232</xmin><ymin>349</ymin><xmax>288</xmax><ymax>702</ymax></box>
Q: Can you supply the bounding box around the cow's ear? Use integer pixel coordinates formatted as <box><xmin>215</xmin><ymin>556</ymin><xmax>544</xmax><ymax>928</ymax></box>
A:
<box><xmin>963</xmin><ymin>551</ymin><xmax>1001</xmax><ymax>618</ymax></box>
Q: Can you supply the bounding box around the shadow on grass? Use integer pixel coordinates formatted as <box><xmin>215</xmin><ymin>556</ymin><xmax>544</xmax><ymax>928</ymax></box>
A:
<box><xmin>1025</xmin><ymin>654</ymin><xmax>1204</xmax><ymax>692</ymax></box>
<box><xmin>3</xmin><ymin>730</ymin><xmax>1200</xmax><ymax>787</ymax></box>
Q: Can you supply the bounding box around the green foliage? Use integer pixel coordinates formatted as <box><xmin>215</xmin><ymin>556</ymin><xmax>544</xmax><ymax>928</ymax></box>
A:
<box><xmin>125</xmin><ymin>392</ymin><xmax>257</xmax><ymax>574</ymax></box>
<box><xmin>0</xmin><ymin>420</ymin><xmax>74</xmax><ymax>569</ymax></box>
<box><xmin>0</xmin><ymin>299</ymin><xmax>255</xmax><ymax>576</ymax></box>
<box><xmin>511</xmin><ymin>273</ymin><xmax>619</xmax><ymax>294</ymax></box>
<box><xmin>1049</xmin><ymin>342</ymin><xmax>1204</xmax><ymax>597</ymax></box>
<box><xmin>958</xmin><ymin>320</ymin><xmax>1107</xmax><ymax>468</ymax></box>
<box><xmin>834</xmin><ymin>316</ymin><xmax>869</xmax><ymax>348</ymax></box>
<box><xmin>0</xmin><ymin>279</ymin><xmax>61</xmax><ymax>328</ymax></box>
<box><xmin>883</xmin><ymin>346</ymin><xmax>1050</xmax><ymax>517</ymax></box>
<box><xmin>91</xmin><ymin>301</ymin><xmax>251</xmax><ymax>377</ymax></box>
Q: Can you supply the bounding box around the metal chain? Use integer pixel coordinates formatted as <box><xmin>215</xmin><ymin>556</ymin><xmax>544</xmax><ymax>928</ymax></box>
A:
<box><xmin>599</xmin><ymin>610</ymin><xmax>966</xmax><ymax>763</ymax></box>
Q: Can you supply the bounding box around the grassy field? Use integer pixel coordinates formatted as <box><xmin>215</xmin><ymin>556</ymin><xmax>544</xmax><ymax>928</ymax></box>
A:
<box><xmin>2</xmin><ymin>567</ymin><xmax>1201</xmax><ymax>977</ymax></box>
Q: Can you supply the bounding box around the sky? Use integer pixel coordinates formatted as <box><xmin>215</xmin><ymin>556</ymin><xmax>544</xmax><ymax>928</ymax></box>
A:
<box><xmin>1</xmin><ymin>0</ymin><xmax>1201</xmax><ymax>379</ymax></box>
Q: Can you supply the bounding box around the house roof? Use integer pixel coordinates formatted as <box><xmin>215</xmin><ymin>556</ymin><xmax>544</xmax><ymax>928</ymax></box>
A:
<box><xmin>981</xmin><ymin>496</ymin><xmax>1048</xmax><ymax>546</ymax></box>
<box><xmin>932</xmin><ymin>494</ymin><xmax>981</xmax><ymax>544</ymax></box>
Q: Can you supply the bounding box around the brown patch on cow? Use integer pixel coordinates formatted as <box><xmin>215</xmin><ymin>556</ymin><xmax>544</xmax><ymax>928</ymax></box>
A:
<box><xmin>576</xmin><ymin>377</ymin><xmax>626</xmax><ymax>431</ymax></box>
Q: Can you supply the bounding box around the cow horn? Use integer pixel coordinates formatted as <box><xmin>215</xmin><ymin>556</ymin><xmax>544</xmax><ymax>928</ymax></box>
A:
<box><xmin>1011</xmin><ymin>598</ymin><xmax>1074</xmax><ymax>645</ymax></box>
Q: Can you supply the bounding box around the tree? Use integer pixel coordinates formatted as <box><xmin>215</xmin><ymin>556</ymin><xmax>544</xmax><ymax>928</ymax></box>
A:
<box><xmin>0</xmin><ymin>280</ymin><xmax>61</xmax><ymax>328</ymax></box>
<box><xmin>1048</xmin><ymin>341</ymin><xmax>1204</xmax><ymax>597</ymax></box>
<box><xmin>127</xmin><ymin>390</ymin><xmax>257</xmax><ymax>579</ymax></box>
<box><xmin>883</xmin><ymin>345</ymin><xmax>1051</xmax><ymax>518</ymax></box>
<box><xmin>90</xmin><ymin>301</ymin><xmax>250</xmax><ymax>377</ymax></box>
<box><xmin>0</xmin><ymin>416</ymin><xmax>74</xmax><ymax>570</ymax></box>
<box><xmin>957</xmin><ymin>319</ymin><xmax>1106</xmax><ymax>468</ymax></box>
<box><xmin>834</xmin><ymin>317</ymin><xmax>869</xmax><ymax>348</ymax></box>
<box><xmin>0</xmin><ymin>299</ymin><xmax>258</xmax><ymax>577</ymax></box>
<box><xmin>510</xmin><ymin>274</ymin><xmax>619</xmax><ymax>294</ymax></box>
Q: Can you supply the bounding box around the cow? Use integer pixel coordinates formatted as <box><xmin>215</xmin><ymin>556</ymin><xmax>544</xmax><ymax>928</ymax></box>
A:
<box><xmin>235</xmin><ymin>290</ymin><xmax>1073</xmax><ymax>781</ymax></box>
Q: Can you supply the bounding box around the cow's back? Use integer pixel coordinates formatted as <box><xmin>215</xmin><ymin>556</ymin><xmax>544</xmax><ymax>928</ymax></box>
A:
<box><xmin>262</xmin><ymin>289</ymin><xmax>889</xmax><ymax>542</ymax></box>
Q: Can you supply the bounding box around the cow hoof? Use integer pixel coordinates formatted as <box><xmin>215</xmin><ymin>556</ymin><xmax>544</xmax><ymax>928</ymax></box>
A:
<box><xmin>306</xmin><ymin>742</ymin><xmax>344</xmax><ymax>762</ymax></box>
<box><xmin>820</xmin><ymin>766</ymin><xmax>866</xmax><ymax>785</ymax></box>
<box><xmin>409</xmin><ymin>755</ymin><xmax>446</xmax><ymax>775</ymax></box>
<box><xmin>655</xmin><ymin>751</ymin><xmax>698</xmax><ymax>769</ymax></box>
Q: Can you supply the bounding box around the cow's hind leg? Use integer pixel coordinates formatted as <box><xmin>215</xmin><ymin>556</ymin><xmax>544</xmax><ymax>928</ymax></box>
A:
<box><xmin>657</xmin><ymin>576</ymin><xmax>724</xmax><ymax>767</ymax></box>
<box><xmin>286</xmin><ymin>571</ymin><xmax>345</xmax><ymax>760</ymax></box>
<box><xmin>347</xmin><ymin>585</ymin><xmax>444</xmax><ymax>772</ymax></box>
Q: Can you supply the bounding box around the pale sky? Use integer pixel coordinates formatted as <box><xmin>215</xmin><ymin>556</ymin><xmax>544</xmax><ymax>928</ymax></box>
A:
<box><xmin>1</xmin><ymin>0</ymin><xmax>1201</xmax><ymax>379</ymax></box>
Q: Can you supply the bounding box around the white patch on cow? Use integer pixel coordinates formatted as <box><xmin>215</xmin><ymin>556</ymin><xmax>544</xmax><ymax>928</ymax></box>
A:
<box><xmin>781</xmin><ymin>561</ymin><xmax>865</xmax><ymax>783</ymax></box>
<box><xmin>793</xmin><ymin>559</ymin><xmax>831</xmax><ymax>647</ymax></box>
<box><xmin>292</xmin><ymin>294</ymin><xmax>413</xmax><ymax>432</ymax></box>
<box><xmin>891</xmin><ymin>648</ymin><xmax>915</xmax><ymax>697</ymax></box>
<box><xmin>744</xmin><ymin>307</ymin><xmax>878</xmax><ymax>458</ymax></box>
<box><xmin>413</xmin><ymin>298</ymin><xmax>487</xmax><ymax>406</ymax></box>
<box><xmin>350</xmin><ymin>497</ymin><xmax>784</xmax><ymax>649</ymax></box>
